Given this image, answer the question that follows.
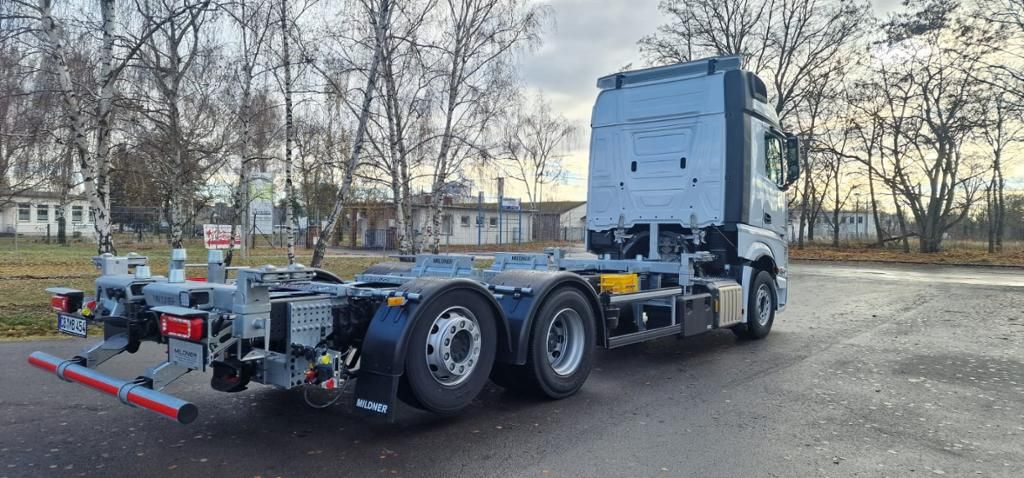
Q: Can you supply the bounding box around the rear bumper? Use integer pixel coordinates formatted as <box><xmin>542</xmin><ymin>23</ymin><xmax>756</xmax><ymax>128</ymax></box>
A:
<box><xmin>27</xmin><ymin>351</ymin><xmax>198</xmax><ymax>424</ymax></box>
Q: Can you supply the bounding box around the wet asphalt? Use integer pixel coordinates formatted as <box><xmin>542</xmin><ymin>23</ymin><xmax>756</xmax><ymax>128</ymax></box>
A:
<box><xmin>1</xmin><ymin>261</ymin><xmax>1022</xmax><ymax>477</ymax></box>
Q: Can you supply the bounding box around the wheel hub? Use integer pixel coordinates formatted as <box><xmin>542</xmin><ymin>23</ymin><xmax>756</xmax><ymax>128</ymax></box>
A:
<box><xmin>425</xmin><ymin>307</ymin><xmax>481</xmax><ymax>386</ymax></box>
<box><xmin>756</xmin><ymin>284</ymin><xmax>772</xmax><ymax>326</ymax></box>
<box><xmin>546</xmin><ymin>308</ymin><xmax>585</xmax><ymax>376</ymax></box>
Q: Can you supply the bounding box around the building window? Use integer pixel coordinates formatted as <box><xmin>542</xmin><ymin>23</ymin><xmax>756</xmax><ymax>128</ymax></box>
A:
<box><xmin>488</xmin><ymin>217</ymin><xmax>497</xmax><ymax>227</ymax></box>
<box><xmin>460</xmin><ymin>215</ymin><xmax>470</xmax><ymax>227</ymax></box>
<box><xmin>37</xmin><ymin>204</ymin><xmax>49</xmax><ymax>222</ymax></box>
<box><xmin>72</xmin><ymin>205</ymin><xmax>84</xmax><ymax>223</ymax></box>
<box><xmin>857</xmin><ymin>216</ymin><xmax>864</xmax><ymax>224</ymax></box>
<box><xmin>442</xmin><ymin>214</ymin><xmax>453</xmax><ymax>235</ymax></box>
<box><xmin>18</xmin><ymin>203</ymin><xmax>31</xmax><ymax>222</ymax></box>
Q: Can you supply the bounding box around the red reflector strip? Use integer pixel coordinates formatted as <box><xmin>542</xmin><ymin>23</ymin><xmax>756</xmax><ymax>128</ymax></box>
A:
<box><xmin>27</xmin><ymin>355</ymin><xmax>58</xmax><ymax>373</ymax></box>
<box><xmin>62</xmin><ymin>366</ymin><xmax>119</xmax><ymax>396</ymax></box>
<box><xmin>127</xmin><ymin>392</ymin><xmax>180</xmax><ymax>421</ymax></box>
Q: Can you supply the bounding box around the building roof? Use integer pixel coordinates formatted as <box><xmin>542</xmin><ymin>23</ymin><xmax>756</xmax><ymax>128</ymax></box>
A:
<box><xmin>531</xmin><ymin>201</ymin><xmax>586</xmax><ymax>214</ymax></box>
<box><xmin>1</xmin><ymin>190</ymin><xmax>87</xmax><ymax>201</ymax></box>
<box><xmin>347</xmin><ymin>200</ymin><xmax>587</xmax><ymax>214</ymax></box>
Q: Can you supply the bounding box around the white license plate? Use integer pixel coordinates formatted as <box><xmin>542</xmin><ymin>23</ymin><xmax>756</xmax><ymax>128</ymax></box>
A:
<box><xmin>56</xmin><ymin>313</ymin><xmax>88</xmax><ymax>338</ymax></box>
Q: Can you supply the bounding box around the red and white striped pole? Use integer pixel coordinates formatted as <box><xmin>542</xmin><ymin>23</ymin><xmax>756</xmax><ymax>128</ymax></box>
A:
<box><xmin>28</xmin><ymin>351</ymin><xmax>198</xmax><ymax>424</ymax></box>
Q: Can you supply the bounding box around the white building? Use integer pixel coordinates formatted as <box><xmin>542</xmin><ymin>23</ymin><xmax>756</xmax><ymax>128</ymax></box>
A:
<box><xmin>348</xmin><ymin>199</ymin><xmax>591</xmax><ymax>248</ymax></box>
<box><xmin>788</xmin><ymin>209</ymin><xmax>878</xmax><ymax>241</ymax></box>
<box><xmin>0</xmin><ymin>191</ymin><xmax>94</xmax><ymax>237</ymax></box>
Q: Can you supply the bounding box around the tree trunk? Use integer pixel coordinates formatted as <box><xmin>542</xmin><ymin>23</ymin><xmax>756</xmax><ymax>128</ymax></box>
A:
<box><xmin>893</xmin><ymin>198</ymin><xmax>910</xmax><ymax>253</ymax></box>
<box><xmin>994</xmin><ymin>155</ymin><xmax>1005</xmax><ymax>253</ymax></box>
<box><xmin>832</xmin><ymin>172</ymin><xmax>840</xmax><ymax>248</ymax></box>
<box><xmin>39</xmin><ymin>0</ymin><xmax>115</xmax><ymax>254</ymax></box>
<box><xmin>93</xmin><ymin>0</ymin><xmax>116</xmax><ymax>254</ymax></box>
<box><xmin>867</xmin><ymin>157</ymin><xmax>883</xmax><ymax>246</ymax></box>
<box><xmin>986</xmin><ymin>182</ymin><xmax>995</xmax><ymax>254</ymax></box>
<box><xmin>281</xmin><ymin>0</ymin><xmax>296</xmax><ymax>264</ymax></box>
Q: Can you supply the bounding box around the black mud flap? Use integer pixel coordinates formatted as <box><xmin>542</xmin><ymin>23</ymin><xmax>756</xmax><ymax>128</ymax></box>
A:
<box><xmin>353</xmin><ymin>371</ymin><xmax>400</xmax><ymax>419</ymax></box>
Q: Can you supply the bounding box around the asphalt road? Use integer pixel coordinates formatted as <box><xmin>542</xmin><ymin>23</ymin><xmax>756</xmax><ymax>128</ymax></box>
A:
<box><xmin>1</xmin><ymin>261</ymin><xmax>1022</xmax><ymax>477</ymax></box>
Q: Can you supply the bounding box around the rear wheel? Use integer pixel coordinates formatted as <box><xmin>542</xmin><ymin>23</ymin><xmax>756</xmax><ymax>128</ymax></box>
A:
<box><xmin>733</xmin><ymin>270</ymin><xmax>776</xmax><ymax>339</ymax></box>
<box><xmin>401</xmin><ymin>290</ymin><xmax>497</xmax><ymax>415</ymax></box>
<box><xmin>492</xmin><ymin>288</ymin><xmax>595</xmax><ymax>399</ymax></box>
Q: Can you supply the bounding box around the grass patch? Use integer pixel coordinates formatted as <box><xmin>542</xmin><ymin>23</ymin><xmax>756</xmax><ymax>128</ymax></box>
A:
<box><xmin>791</xmin><ymin>240</ymin><xmax>1024</xmax><ymax>267</ymax></box>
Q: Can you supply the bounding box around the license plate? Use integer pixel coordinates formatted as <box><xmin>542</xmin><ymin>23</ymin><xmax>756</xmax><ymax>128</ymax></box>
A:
<box><xmin>56</xmin><ymin>313</ymin><xmax>88</xmax><ymax>338</ymax></box>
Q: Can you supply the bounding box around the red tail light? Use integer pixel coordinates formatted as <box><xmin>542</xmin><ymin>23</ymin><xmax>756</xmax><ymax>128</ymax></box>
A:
<box><xmin>51</xmin><ymin>295</ymin><xmax>71</xmax><ymax>313</ymax></box>
<box><xmin>159</xmin><ymin>314</ymin><xmax>205</xmax><ymax>341</ymax></box>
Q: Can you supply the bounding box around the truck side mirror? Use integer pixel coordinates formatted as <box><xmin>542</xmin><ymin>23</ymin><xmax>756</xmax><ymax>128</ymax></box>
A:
<box><xmin>783</xmin><ymin>134</ymin><xmax>801</xmax><ymax>190</ymax></box>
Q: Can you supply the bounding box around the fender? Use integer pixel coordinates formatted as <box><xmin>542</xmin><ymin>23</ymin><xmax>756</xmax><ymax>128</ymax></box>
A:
<box><xmin>487</xmin><ymin>270</ymin><xmax>603</xmax><ymax>365</ymax></box>
<box><xmin>353</xmin><ymin>277</ymin><xmax>510</xmax><ymax>421</ymax></box>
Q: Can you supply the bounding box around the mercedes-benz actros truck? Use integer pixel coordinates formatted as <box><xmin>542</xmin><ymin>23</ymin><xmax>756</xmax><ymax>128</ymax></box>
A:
<box><xmin>29</xmin><ymin>55</ymin><xmax>800</xmax><ymax>424</ymax></box>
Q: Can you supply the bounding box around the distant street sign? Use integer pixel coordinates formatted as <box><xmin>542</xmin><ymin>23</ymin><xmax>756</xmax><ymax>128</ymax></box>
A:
<box><xmin>203</xmin><ymin>225</ymin><xmax>242</xmax><ymax>249</ymax></box>
<box><xmin>501</xmin><ymin>197</ymin><xmax>521</xmax><ymax>211</ymax></box>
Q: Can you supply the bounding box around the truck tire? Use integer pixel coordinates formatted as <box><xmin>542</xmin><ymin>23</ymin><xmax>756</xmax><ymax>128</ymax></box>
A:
<box><xmin>400</xmin><ymin>290</ymin><xmax>497</xmax><ymax>415</ymax></box>
<box><xmin>493</xmin><ymin>288</ymin><xmax>595</xmax><ymax>399</ymax></box>
<box><xmin>734</xmin><ymin>270</ymin><xmax>776</xmax><ymax>340</ymax></box>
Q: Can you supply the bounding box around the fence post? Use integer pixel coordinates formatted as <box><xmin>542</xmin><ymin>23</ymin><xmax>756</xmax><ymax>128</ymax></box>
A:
<box><xmin>517</xmin><ymin>208</ymin><xmax>522</xmax><ymax>244</ymax></box>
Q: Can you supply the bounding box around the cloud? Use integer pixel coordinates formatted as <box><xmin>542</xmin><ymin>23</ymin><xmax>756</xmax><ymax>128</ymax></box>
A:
<box><xmin>518</xmin><ymin>0</ymin><xmax>661</xmax><ymax>200</ymax></box>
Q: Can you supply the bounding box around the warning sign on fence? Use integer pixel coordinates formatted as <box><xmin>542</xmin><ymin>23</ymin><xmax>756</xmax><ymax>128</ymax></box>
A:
<box><xmin>203</xmin><ymin>225</ymin><xmax>242</xmax><ymax>249</ymax></box>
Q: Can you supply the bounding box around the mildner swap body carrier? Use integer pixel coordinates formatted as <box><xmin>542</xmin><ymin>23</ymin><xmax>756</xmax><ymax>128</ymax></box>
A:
<box><xmin>29</xmin><ymin>56</ymin><xmax>801</xmax><ymax>424</ymax></box>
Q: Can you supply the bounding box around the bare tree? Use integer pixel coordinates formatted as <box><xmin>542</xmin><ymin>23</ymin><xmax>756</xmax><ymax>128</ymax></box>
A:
<box><xmin>221</xmin><ymin>0</ymin><xmax>275</xmax><ymax>264</ymax></box>
<box><xmin>422</xmin><ymin>0</ymin><xmax>543</xmax><ymax>253</ymax></box>
<box><xmin>13</xmin><ymin>0</ymin><xmax>198</xmax><ymax>253</ymax></box>
<box><xmin>640</xmin><ymin>0</ymin><xmax>870</xmax><ymax>122</ymax></box>
<box><xmin>362</xmin><ymin>0</ymin><xmax>434</xmax><ymax>254</ymax></box>
<box><xmin>865</xmin><ymin>0</ymin><xmax>994</xmax><ymax>252</ymax></box>
<box><xmin>309</xmin><ymin>0</ymin><xmax>392</xmax><ymax>267</ymax></box>
<box><xmin>977</xmin><ymin>89</ymin><xmax>1022</xmax><ymax>253</ymax></box>
<box><xmin>129</xmin><ymin>0</ymin><xmax>226</xmax><ymax>248</ymax></box>
<box><xmin>279</xmin><ymin>0</ymin><xmax>297</xmax><ymax>263</ymax></box>
<box><xmin>498</xmin><ymin>93</ymin><xmax>576</xmax><ymax>207</ymax></box>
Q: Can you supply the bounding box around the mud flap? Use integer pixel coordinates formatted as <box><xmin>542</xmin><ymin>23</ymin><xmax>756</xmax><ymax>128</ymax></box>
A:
<box><xmin>353</xmin><ymin>304</ymin><xmax>407</xmax><ymax>421</ymax></box>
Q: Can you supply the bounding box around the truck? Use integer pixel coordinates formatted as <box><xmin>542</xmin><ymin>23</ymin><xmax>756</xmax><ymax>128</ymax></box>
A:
<box><xmin>28</xmin><ymin>55</ymin><xmax>800</xmax><ymax>424</ymax></box>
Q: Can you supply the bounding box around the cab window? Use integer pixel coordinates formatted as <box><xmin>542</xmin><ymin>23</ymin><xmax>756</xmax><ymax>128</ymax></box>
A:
<box><xmin>763</xmin><ymin>134</ymin><xmax>785</xmax><ymax>187</ymax></box>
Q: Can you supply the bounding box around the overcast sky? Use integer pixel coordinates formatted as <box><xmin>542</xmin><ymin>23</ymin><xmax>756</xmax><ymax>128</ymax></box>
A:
<box><xmin>513</xmin><ymin>0</ymin><xmax>1022</xmax><ymax>201</ymax></box>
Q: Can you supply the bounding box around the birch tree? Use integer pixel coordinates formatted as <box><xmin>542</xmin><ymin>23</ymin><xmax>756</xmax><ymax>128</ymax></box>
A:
<box><xmin>130</xmin><ymin>0</ymin><xmax>227</xmax><ymax>248</ymax></box>
<box><xmin>18</xmin><ymin>0</ymin><xmax>197</xmax><ymax>253</ymax></box>
<box><xmin>221</xmin><ymin>0</ymin><xmax>275</xmax><ymax>264</ymax></box>
<box><xmin>310</xmin><ymin>0</ymin><xmax>392</xmax><ymax>267</ymax></box>
<box><xmin>362</xmin><ymin>0</ymin><xmax>434</xmax><ymax>254</ymax></box>
<box><xmin>423</xmin><ymin>0</ymin><xmax>543</xmax><ymax>253</ymax></box>
<box><xmin>279</xmin><ymin>0</ymin><xmax>297</xmax><ymax>263</ymax></box>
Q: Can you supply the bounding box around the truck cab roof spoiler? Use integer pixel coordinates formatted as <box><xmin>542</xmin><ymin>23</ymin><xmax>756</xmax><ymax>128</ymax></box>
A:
<box><xmin>596</xmin><ymin>55</ymin><xmax>741</xmax><ymax>90</ymax></box>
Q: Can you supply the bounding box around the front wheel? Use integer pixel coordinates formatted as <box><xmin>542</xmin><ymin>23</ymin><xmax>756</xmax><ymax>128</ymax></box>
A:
<box><xmin>493</xmin><ymin>288</ymin><xmax>595</xmax><ymax>399</ymax></box>
<box><xmin>733</xmin><ymin>270</ymin><xmax>777</xmax><ymax>340</ymax></box>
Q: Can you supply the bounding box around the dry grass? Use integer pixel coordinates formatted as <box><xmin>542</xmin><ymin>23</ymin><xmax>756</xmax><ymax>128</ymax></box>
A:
<box><xmin>791</xmin><ymin>240</ymin><xmax>1024</xmax><ymax>267</ymax></box>
<box><xmin>0</xmin><ymin>239</ymin><xmax>382</xmax><ymax>339</ymax></box>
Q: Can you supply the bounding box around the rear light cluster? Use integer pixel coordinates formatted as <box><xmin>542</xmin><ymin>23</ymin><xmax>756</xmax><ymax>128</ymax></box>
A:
<box><xmin>159</xmin><ymin>314</ymin><xmax>205</xmax><ymax>341</ymax></box>
<box><xmin>51</xmin><ymin>295</ymin><xmax>71</xmax><ymax>313</ymax></box>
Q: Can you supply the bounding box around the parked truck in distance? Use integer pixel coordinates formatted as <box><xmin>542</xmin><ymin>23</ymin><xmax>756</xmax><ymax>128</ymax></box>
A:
<box><xmin>29</xmin><ymin>56</ymin><xmax>800</xmax><ymax>424</ymax></box>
